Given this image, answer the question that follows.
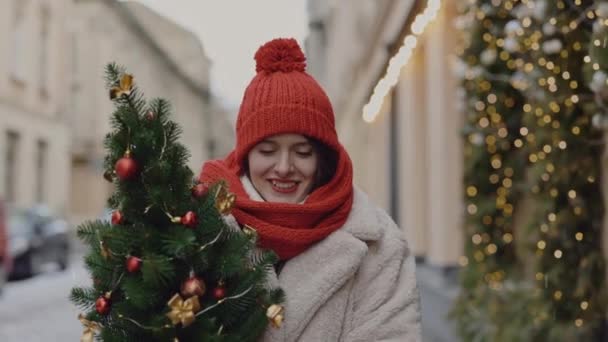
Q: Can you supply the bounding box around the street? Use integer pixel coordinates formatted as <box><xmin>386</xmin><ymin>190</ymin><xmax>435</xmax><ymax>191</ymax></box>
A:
<box><xmin>0</xmin><ymin>250</ymin><xmax>89</xmax><ymax>341</ymax></box>
<box><xmin>0</xmin><ymin>242</ymin><xmax>455</xmax><ymax>342</ymax></box>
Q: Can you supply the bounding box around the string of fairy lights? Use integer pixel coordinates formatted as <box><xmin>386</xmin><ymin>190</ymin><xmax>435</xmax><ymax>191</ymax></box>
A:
<box><xmin>362</xmin><ymin>0</ymin><xmax>442</xmax><ymax>123</ymax></box>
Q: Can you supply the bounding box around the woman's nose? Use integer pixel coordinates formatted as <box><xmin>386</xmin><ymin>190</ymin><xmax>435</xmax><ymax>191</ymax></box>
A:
<box><xmin>274</xmin><ymin>152</ymin><xmax>292</xmax><ymax>176</ymax></box>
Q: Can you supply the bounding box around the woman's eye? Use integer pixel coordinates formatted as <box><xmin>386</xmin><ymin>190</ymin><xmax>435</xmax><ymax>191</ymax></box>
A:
<box><xmin>296</xmin><ymin>151</ymin><xmax>313</xmax><ymax>157</ymax></box>
<box><xmin>259</xmin><ymin>150</ymin><xmax>275</xmax><ymax>155</ymax></box>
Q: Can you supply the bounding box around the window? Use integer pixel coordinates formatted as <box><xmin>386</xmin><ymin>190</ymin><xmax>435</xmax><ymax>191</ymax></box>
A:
<box><xmin>5</xmin><ymin>131</ymin><xmax>20</xmax><ymax>203</ymax></box>
<box><xmin>35</xmin><ymin>139</ymin><xmax>48</xmax><ymax>203</ymax></box>
<box><xmin>10</xmin><ymin>1</ymin><xmax>29</xmax><ymax>84</ymax></box>
<box><xmin>39</xmin><ymin>5</ymin><xmax>50</xmax><ymax>98</ymax></box>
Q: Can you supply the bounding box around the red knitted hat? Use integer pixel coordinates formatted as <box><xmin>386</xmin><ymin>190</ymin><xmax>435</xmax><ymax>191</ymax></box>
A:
<box><xmin>235</xmin><ymin>38</ymin><xmax>339</xmax><ymax>164</ymax></box>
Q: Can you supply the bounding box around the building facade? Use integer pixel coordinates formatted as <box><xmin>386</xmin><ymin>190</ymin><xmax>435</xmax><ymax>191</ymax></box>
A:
<box><xmin>67</xmin><ymin>0</ymin><xmax>235</xmax><ymax>223</ymax></box>
<box><xmin>306</xmin><ymin>0</ymin><xmax>462</xmax><ymax>267</ymax></box>
<box><xmin>0</xmin><ymin>0</ymin><xmax>72</xmax><ymax>215</ymax></box>
<box><xmin>0</xmin><ymin>0</ymin><xmax>233</xmax><ymax>224</ymax></box>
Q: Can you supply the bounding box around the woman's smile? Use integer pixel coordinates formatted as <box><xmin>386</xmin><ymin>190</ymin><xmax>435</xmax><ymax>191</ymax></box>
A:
<box><xmin>268</xmin><ymin>179</ymin><xmax>300</xmax><ymax>193</ymax></box>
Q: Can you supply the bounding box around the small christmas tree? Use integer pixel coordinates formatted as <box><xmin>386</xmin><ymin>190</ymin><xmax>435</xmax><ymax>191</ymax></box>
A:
<box><xmin>70</xmin><ymin>63</ymin><xmax>284</xmax><ymax>342</ymax></box>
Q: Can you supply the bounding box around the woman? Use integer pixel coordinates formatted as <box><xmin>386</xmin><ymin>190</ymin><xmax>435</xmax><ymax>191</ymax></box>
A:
<box><xmin>200</xmin><ymin>38</ymin><xmax>421</xmax><ymax>342</ymax></box>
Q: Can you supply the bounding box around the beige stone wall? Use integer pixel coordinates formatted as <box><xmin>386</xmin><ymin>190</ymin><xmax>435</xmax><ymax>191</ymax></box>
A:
<box><xmin>421</xmin><ymin>3</ymin><xmax>464</xmax><ymax>266</ymax></box>
<box><xmin>0</xmin><ymin>0</ymin><xmax>72</xmax><ymax>215</ymax></box>
<box><xmin>67</xmin><ymin>0</ymin><xmax>230</xmax><ymax>223</ymax></box>
<box><xmin>120</xmin><ymin>1</ymin><xmax>212</xmax><ymax>91</ymax></box>
<box><xmin>397</xmin><ymin>50</ymin><xmax>430</xmax><ymax>257</ymax></box>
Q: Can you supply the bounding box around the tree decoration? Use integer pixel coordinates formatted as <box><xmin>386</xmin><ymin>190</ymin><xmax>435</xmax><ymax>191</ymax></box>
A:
<box><xmin>192</xmin><ymin>183</ymin><xmax>209</xmax><ymax>198</ymax></box>
<box><xmin>213</xmin><ymin>287</ymin><xmax>226</xmax><ymax>300</ymax></box>
<box><xmin>78</xmin><ymin>314</ymin><xmax>101</xmax><ymax>342</ymax></box>
<box><xmin>145</xmin><ymin>110</ymin><xmax>156</xmax><ymax>121</ymax></box>
<box><xmin>111</xmin><ymin>210</ymin><xmax>123</xmax><ymax>225</ymax></box>
<box><xmin>99</xmin><ymin>240</ymin><xmax>112</xmax><ymax>260</ymax></box>
<box><xmin>180</xmin><ymin>275</ymin><xmax>206</xmax><ymax>298</ymax></box>
<box><xmin>215</xmin><ymin>182</ymin><xmax>236</xmax><ymax>215</ymax></box>
<box><xmin>166</xmin><ymin>294</ymin><xmax>201</xmax><ymax>327</ymax></box>
<box><xmin>266</xmin><ymin>304</ymin><xmax>284</xmax><ymax>328</ymax></box>
<box><xmin>126</xmin><ymin>256</ymin><xmax>142</xmax><ymax>273</ymax></box>
<box><xmin>180</xmin><ymin>211</ymin><xmax>197</xmax><ymax>228</ymax></box>
<box><xmin>109</xmin><ymin>73</ymin><xmax>134</xmax><ymax>99</ymax></box>
<box><xmin>213</xmin><ymin>280</ymin><xmax>226</xmax><ymax>300</ymax></box>
<box><xmin>115</xmin><ymin>150</ymin><xmax>138</xmax><ymax>180</ymax></box>
<box><xmin>242</xmin><ymin>225</ymin><xmax>257</xmax><ymax>239</ymax></box>
<box><xmin>213</xmin><ymin>286</ymin><xmax>226</xmax><ymax>300</ymax></box>
<box><xmin>95</xmin><ymin>292</ymin><xmax>112</xmax><ymax>315</ymax></box>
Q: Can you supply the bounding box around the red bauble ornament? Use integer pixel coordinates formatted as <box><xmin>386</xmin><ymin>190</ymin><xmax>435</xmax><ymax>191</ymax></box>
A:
<box><xmin>126</xmin><ymin>256</ymin><xmax>142</xmax><ymax>273</ymax></box>
<box><xmin>180</xmin><ymin>276</ymin><xmax>206</xmax><ymax>297</ymax></box>
<box><xmin>192</xmin><ymin>183</ymin><xmax>209</xmax><ymax>198</ymax></box>
<box><xmin>181</xmin><ymin>211</ymin><xmax>197</xmax><ymax>228</ymax></box>
<box><xmin>213</xmin><ymin>286</ymin><xmax>226</xmax><ymax>300</ymax></box>
<box><xmin>115</xmin><ymin>153</ymin><xmax>138</xmax><ymax>180</ymax></box>
<box><xmin>111</xmin><ymin>210</ymin><xmax>123</xmax><ymax>225</ymax></box>
<box><xmin>96</xmin><ymin>294</ymin><xmax>111</xmax><ymax>315</ymax></box>
<box><xmin>145</xmin><ymin>110</ymin><xmax>155</xmax><ymax>121</ymax></box>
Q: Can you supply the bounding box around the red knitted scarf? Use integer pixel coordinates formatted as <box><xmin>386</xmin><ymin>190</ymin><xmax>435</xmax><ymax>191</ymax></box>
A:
<box><xmin>199</xmin><ymin>148</ymin><xmax>353</xmax><ymax>260</ymax></box>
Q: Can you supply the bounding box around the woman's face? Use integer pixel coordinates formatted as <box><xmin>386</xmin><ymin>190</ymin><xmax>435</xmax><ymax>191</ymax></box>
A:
<box><xmin>247</xmin><ymin>134</ymin><xmax>319</xmax><ymax>203</ymax></box>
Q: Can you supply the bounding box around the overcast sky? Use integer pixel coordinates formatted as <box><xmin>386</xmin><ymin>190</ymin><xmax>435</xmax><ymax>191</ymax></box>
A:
<box><xmin>124</xmin><ymin>0</ymin><xmax>310</xmax><ymax>111</ymax></box>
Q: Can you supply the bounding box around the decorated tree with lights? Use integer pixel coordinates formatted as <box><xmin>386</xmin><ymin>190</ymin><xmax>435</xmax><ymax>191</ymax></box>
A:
<box><xmin>589</xmin><ymin>2</ymin><xmax>608</xmax><ymax>130</ymax></box>
<box><xmin>451</xmin><ymin>1</ymin><xmax>531</xmax><ymax>340</ymax></box>
<box><xmin>454</xmin><ymin>0</ymin><xmax>607</xmax><ymax>341</ymax></box>
<box><xmin>70</xmin><ymin>64</ymin><xmax>284</xmax><ymax>342</ymax></box>
<box><xmin>513</xmin><ymin>0</ymin><xmax>606</xmax><ymax>339</ymax></box>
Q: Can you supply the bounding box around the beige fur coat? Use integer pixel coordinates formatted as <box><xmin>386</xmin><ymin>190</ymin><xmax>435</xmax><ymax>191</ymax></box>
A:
<box><xmin>227</xmin><ymin>180</ymin><xmax>422</xmax><ymax>342</ymax></box>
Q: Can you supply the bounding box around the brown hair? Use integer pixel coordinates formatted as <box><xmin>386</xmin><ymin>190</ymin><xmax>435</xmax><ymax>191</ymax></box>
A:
<box><xmin>310</xmin><ymin>138</ymin><xmax>337</xmax><ymax>190</ymax></box>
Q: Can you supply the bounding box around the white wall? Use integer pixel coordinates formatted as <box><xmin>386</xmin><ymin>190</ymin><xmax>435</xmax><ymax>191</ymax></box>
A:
<box><xmin>0</xmin><ymin>0</ymin><xmax>72</xmax><ymax>215</ymax></box>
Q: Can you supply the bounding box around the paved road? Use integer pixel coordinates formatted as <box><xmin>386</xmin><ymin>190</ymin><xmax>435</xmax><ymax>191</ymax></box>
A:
<box><xmin>0</xmin><ymin>251</ymin><xmax>89</xmax><ymax>342</ymax></box>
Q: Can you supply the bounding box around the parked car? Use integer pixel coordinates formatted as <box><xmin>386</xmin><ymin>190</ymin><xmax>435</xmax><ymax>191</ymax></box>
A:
<box><xmin>0</xmin><ymin>199</ymin><xmax>12</xmax><ymax>293</ymax></box>
<box><xmin>8</xmin><ymin>205</ymin><xmax>70</xmax><ymax>280</ymax></box>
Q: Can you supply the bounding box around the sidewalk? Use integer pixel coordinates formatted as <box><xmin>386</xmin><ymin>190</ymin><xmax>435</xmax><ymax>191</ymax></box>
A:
<box><xmin>416</xmin><ymin>261</ymin><xmax>460</xmax><ymax>342</ymax></box>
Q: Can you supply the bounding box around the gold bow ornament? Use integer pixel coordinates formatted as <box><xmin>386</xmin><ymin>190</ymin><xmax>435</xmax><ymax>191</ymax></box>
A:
<box><xmin>243</xmin><ymin>224</ymin><xmax>258</xmax><ymax>238</ymax></box>
<box><xmin>266</xmin><ymin>304</ymin><xmax>285</xmax><ymax>328</ymax></box>
<box><xmin>78</xmin><ymin>314</ymin><xmax>101</xmax><ymax>342</ymax></box>
<box><xmin>215</xmin><ymin>181</ymin><xmax>236</xmax><ymax>215</ymax></box>
<box><xmin>110</xmin><ymin>74</ymin><xmax>134</xmax><ymax>99</ymax></box>
<box><xmin>100</xmin><ymin>240</ymin><xmax>112</xmax><ymax>260</ymax></box>
<box><xmin>166</xmin><ymin>293</ymin><xmax>201</xmax><ymax>327</ymax></box>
